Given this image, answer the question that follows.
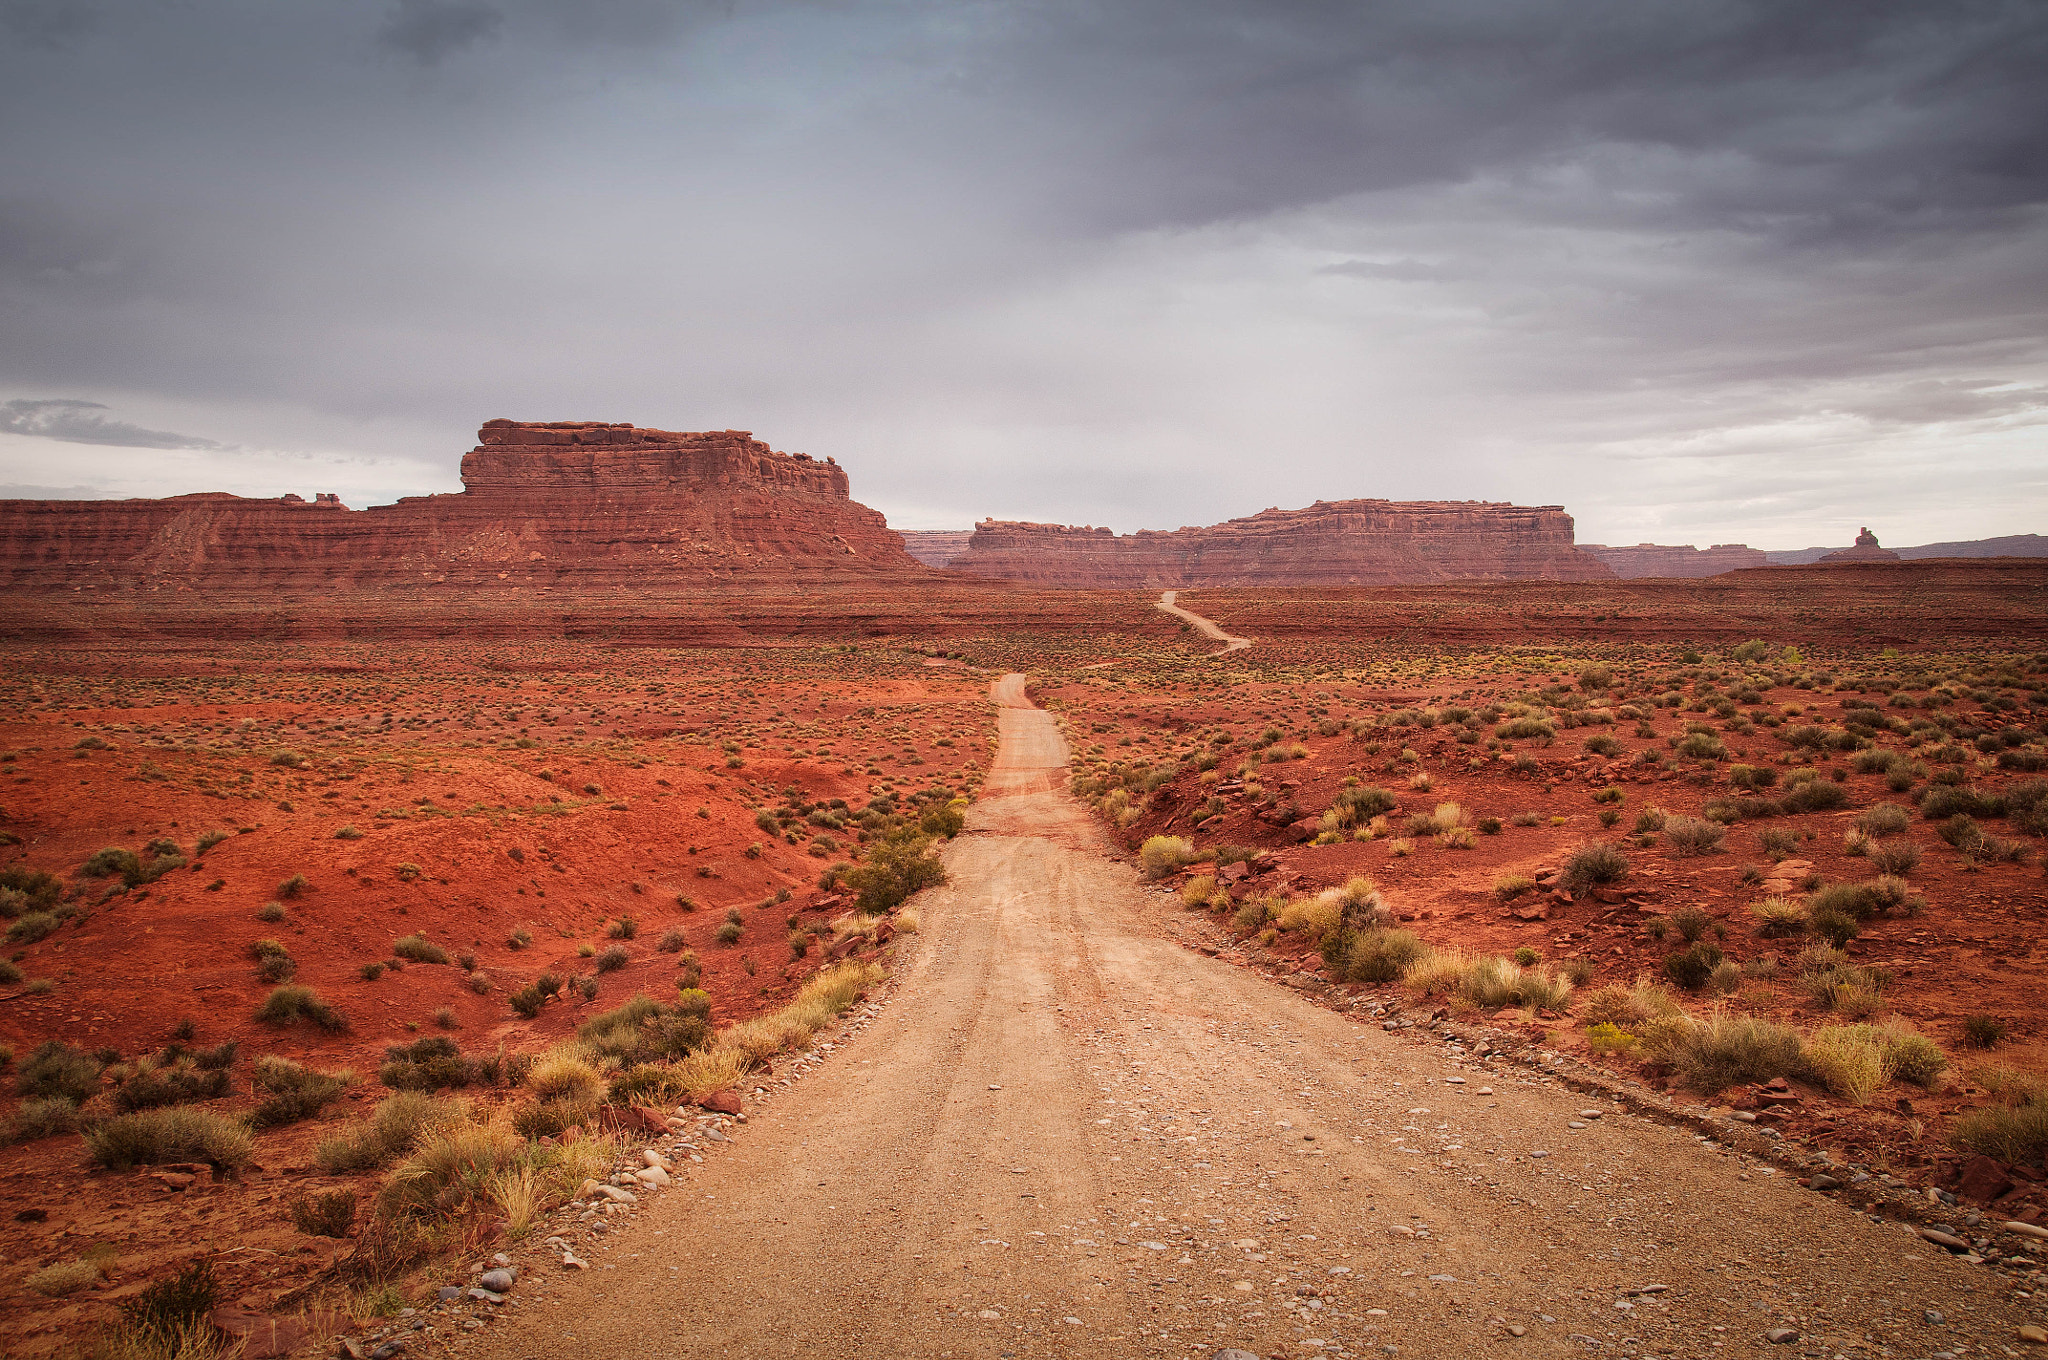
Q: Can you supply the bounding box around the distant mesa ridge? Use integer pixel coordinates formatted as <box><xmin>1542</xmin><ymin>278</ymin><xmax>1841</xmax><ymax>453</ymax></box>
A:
<box><xmin>896</xmin><ymin>529</ymin><xmax>975</xmax><ymax>569</ymax></box>
<box><xmin>943</xmin><ymin>498</ymin><xmax>1615</xmax><ymax>587</ymax></box>
<box><xmin>0</xmin><ymin>419</ymin><xmax>922</xmax><ymax>590</ymax></box>
<box><xmin>1580</xmin><ymin>543</ymin><xmax>1772</xmax><ymax>579</ymax></box>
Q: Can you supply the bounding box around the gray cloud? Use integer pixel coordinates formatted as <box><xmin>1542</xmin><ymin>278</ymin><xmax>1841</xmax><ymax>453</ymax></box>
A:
<box><xmin>0</xmin><ymin>0</ymin><xmax>2041</xmax><ymax>547</ymax></box>
<box><xmin>375</xmin><ymin>0</ymin><xmax>503</xmax><ymax>65</ymax></box>
<box><xmin>0</xmin><ymin>399</ymin><xmax>225</xmax><ymax>450</ymax></box>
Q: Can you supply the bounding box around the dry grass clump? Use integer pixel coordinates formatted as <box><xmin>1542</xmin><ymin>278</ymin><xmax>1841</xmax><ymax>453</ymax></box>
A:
<box><xmin>1748</xmin><ymin>897</ymin><xmax>1807</xmax><ymax>937</ymax></box>
<box><xmin>1180</xmin><ymin>874</ymin><xmax>1220</xmax><ymax>910</ymax></box>
<box><xmin>720</xmin><ymin>960</ymin><xmax>883</xmax><ymax>1063</ymax></box>
<box><xmin>85</xmin><ymin>1107</ymin><xmax>253</xmax><ymax>1172</ymax></box>
<box><xmin>28</xmin><ymin>1258</ymin><xmax>104</xmax><ymax>1296</ymax></box>
<box><xmin>1404</xmin><ymin>802</ymin><xmax>1465</xmax><ymax>837</ymax></box>
<box><xmin>254</xmin><ymin>983</ymin><xmax>347</xmax><ymax>1031</ymax></box>
<box><xmin>1333</xmin><ymin>928</ymin><xmax>1427</xmax><ymax>985</ymax></box>
<box><xmin>1138</xmin><ymin>835</ymin><xmax>1195</xmax><ymax>879</ymax></box>
<box><xmin>1662</xmin><ymin>816</ymin><xmax>1726</xmax><ymax>856</ymax></box>
<box><xmin>1644</xmin><ymin>1011</ymin><xmax>1805</xmax><ymax>1094</ymax></box>
<box><xmin>1275</xmin><ymin>891</ymin><xmax>1342</xmax><ymax>940</ymax></box>
<box><xmin>249</xmin><ymin>1055</ymin><xmax>351</xmax><ymax>1128</ymax></box>
<box><xmin>316</xmin><ymin>1092</ymin><xmax>466</xmax><ymax>1175</ymax></box>
<box><xmin>1798</xmin><ymin>1023</ymin><xmax>1946</xmax><ymax>1103</ymax></box>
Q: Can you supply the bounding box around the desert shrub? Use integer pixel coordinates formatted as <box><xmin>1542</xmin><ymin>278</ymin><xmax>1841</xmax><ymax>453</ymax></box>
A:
<box><xmin>86</xmin><ymin>1107</ymin><xmax>253</xmax><ymax>1171</ymax></box>
<box><xmin>1757</xmin><ymin>826</ymin><xmax>1802</xmax><ymax>859</ymax></box>
<box><xmin>1330</xmin><ymin>785</ymin><xmax>1397</xmax><ymax>829</ymax></box>
<box><xmin>1139</xmin><ymin>835</ymin><xmax>1195</xmax><ymax>879</ymax></box>
<box><xmin>1580</xmin><ymin>984</ymin><xmax>1648</xmax><ymax>1029</ymax></box>
<box><xmin>1230</xmin><ymin>894</ymin><xmax>1273</xmax><ymax>937</ymax></box>
<box><xmin>1749</xmin><ymin>897</ymin><xmax>1807</xmax><ymax>937</ymax></box>
<box><xmin>1663</xmin><ymin>941</ymin><xmax>1725</xmax><ymax>990</ymax></box>
<box><xmin>1559</xmin><ymin>841</ymin><xmax>1629</xmax><ymax>893</ymax></box>
<box><xmin>277</xmin><ymin>873</ymin><xmax>310</xmax><ymax>899</ymax></box>
<box><xmin>112</xmin><ymin>1055</ymin><xmax>231</xmax><ymax>1113</ymax></box>
<box><xmin>1853</xmin><ymin>803</ymin><xmax>1911</xmax><ymax>837</ymax></box>
<box><xmin>1798</xmin><ymin>1025</ymin><xmax>1890</xmax><ymax>1103</ymax></box>
<box><xmin>1670</xmin><ymin>904</ymin><xmax>1714</xmax><ymax>943</ymax></box>
<box><xmin>508</xmin><ymin>926</ymin><xmax>533</xmax><ymax>950</ymax></box>
<box><xmin>0</xmin><ymin>959</ymin><xmax>18</xmax><ymax>983</ymax></box>
<box><xmin>379</xmin><ymin>1036</ymin><xmax>478</xmax><ymax>1091</ymax></box>
<box><xmin>845</xmin><ymin>831</ymin><xmax>946</xmax><ymax>914</ymax></box>
<box><xmin>249</xmin><ymin>1056</ymin><xmax>350</xmax><ymax>1127</ymax></box>
<box><xmin>1583</xmin><ymin>734</ymin><xmax>1623</xmax><ymax>757</ymax></box>
<box><xmin>1868</xmin><ymin>837</ymin><xmax>1921</xmax><ymax>876</ymax></box>
<box><xmin>1275</xmin><ymin>892</ymin><xmax>1342</xmax><ymax>940</ymax></box>
<box><xmin>1180</xmin><ymin>874</ymin><xmax>1219</xmax><ymax>909</ymax></box>
<box><xmin>1633</xmin><ymin>807</ymin><xmax>1668</xmax><ymax>834</ymax></box>
<box><xmin>1652</xmin><ymin>1012</ymin><xmax>1804</xmax><ymax>1094</ymax></box>
<box><xmin>16</xmin><ymin>1040</ymin><xmax>102</xmax><ymax>1103</ymax></box>
<box><xmin>8</xmin><ymin>911</ymin><xmax>58</xmax><ymax>944</ymax></box>
<box><xmin>255</xmin><ymin>984</ymin><xmax>347</xmax><ymax>1031</ymax></box>
<box><xmin>713</xmin><ymin>921</ymin><xmax>744</xmax><ymax>946</ymax></box>
<box><xmin>526</xmin><ymin>1049</ymin><xmax>605</xmax><ymax>1104</ymax></box>
<box><xmin>1677</xmin><ymin>731</ymin><xmax>1728</xmax><ymax>761</ymax></box>
<box><xmin>315</xmin><ymin>1091</ymin><xmax>460</xmax><ymax>1174</ymax></box>
<box><xmin>27</xmin><ymin>1259</ymin><xmax>103</xmax><ymax>1296</ymax></box>
<box><xmin>1663</xmin><ymin>817</ymin><xmax>1726</xmax><ymax>856</ymax></box>
<box><xmin>1336</xmin><ymin>928</ymin><xmax>1426</xmax><ymax>984</ymax></box>
<box><xmin>1952</xmin><ymin>1104</ymin><xmax>2048</xmax><ymax>1164</ymax></box>
<box><xmin>289</xmin><ymin>1189</ymin><xmax>356</xmax><ymax>1238</ymax></box>
<box><xmin>508</xmin><ymin>971</ymin><xmax>563</xmax><ymax>1019</ymax></box>
<box><xmin>1497</xmin><ymin>717</ymin><xmax>1555</xmax><ymax>740</ymax></box>
<box><xmin>117</xmin><ymin>1257</ymin><xmax>223</xmax><ymax>1348</ymax></box>
<box><xmin>376</xmin><ymin>1120</ymin><xmax>524</xmax><ymax>1221</ymax></box>
<box><xmin>1963</xmin><ymin>1015</ymin><xmax>2006</xmax><ymax>1048</ymax></box>
<box><xmin>392</xmin><ymin>934</ymin><xmax>449</xmax><ymax>965</ymax></box>
<box><xmin>1459</xmin><ymin>956</ymin><xmax>1573</xmax><ymax>1009</ymax></box>
<box><xmin>656</xmin><ymin>927</ymin><xmax>688</xmax><ymax>953</ymax></box>
<box><xmin>1886</xmin><ymin>1030</ymin><xmax>1948</xmax><ymax>1087</ymax></box>
<box><xmin>1492</xmin><ymin>873</ymin><xmax>1536</xmax><ymax>901</ymax></box>
<box><xmin>1779</xmin><ymin>780</ymin><xmax>1849</xmax><ymax>813</ymax></box>
<box><xmin>1728</xmin><ymin>763</ymin><xmax>1778</xmax><ymax>791</ymax></box>
<box><xmin>1920</xmin><ymin>784</ymin><xmax>2004</xmax><ymax>820</ymax></box>
<box><xmin>6</xmin><ymin>1097</ymin><xmax>80</xmax><ymax>1143</ymax></box>
<box><xmin>607</xmin><ymin>916</ymin><xmax>638</xmax><ymax>941</ymax></box>
<box><xmin>595</xmin><ymin>944</ymin><xmax>631</xmax><ymax>973</ymax></box>
<box><xmin>1801</xmin><ymin>946</ymin><xmax>1889</xmax><ymax>1012</ymax></box>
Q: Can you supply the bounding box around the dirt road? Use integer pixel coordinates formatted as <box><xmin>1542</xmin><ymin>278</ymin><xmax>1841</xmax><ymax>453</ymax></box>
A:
<box><xmin>1157</xmin><ymin>591</ymin><xmax>1250</xmax><ymax>652</ymax></box>
<box><xmin>469</xmin><ymin>677</ymin><xmax>2035</xmax><ymax>1360</ymax></box>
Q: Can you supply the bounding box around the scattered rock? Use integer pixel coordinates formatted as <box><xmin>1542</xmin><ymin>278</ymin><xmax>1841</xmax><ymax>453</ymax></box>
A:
<box><xmin>1924</xmin><ymin>1310</ymin><xmax>1945</xmax><ymax>1324</ymax></box>
<box><xmin>478</xmin><ymin>1268</ymin><xmax>515</xmax><ymax>1293</ymax></box>
<box><xmin>1505</xmin><ymin>1324</ymin><xmax>1527</xmax><ymax>1337</ymax></box>
<box><xmin>1809</xmin><ymin>1175</ymin><xmax>1841</xmax><ymax>1191</ymax></box>
<box><xmin>1957</xmin><ymin>1155</ymin><xmax>2015</xmax><ymax>1205</ymax></box>
<box><xmin>1764</xmin><ymin>1327</ymin><xmax>1799</xmax><ymax>1344</ymax></box>
<box><xmin>1918</xmin><ymin>1227</ymin><xmax>1969</xmax><ymax>1252</ymax></box>
<box><xmin>699</xmin><ymin>1090</ymin><xmax>744</xmax><ymax>1115</ymax></box>
<box><xmin>2004</xmin><ymin>1221</ymin><xmax>2048</xmax><ymax>1240</ymax></box>
<box><xmin>2017</xmin><ymin>1323</ymin><xmax>2047</xmax><ymax>1346</ymax></box>
<box><xmin>1215</xmin><ymin>1350</ymin><xmax>1260</xmax><ymax>1360</ymax></box>
<box><xmin>436</xmin><ymin>1287</ymin><xmax>461</xmax><ymax>1302</ymax></box>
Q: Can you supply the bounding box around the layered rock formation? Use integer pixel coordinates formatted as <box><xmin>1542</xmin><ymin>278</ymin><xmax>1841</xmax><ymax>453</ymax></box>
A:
<box><xmin>0</xmin><ymin>421</ymin><xmax>923</xmax><ymax>591</ymax></box>
<box><xmin>895</xmin><ymin>530</ymin><xmax>975</xmax><ymax>568</ymax></box>
<box><xmin>1579</xmin><ymin>542</ymin><xmax>1771</xmax><ymax>579</ymax></box>
<box><xmin>949</xmin><ymin>500</ymin><xmax>1613</xmax><ymax>587</ymax></box>
<box><xmin>1820</xmin><ymin>528</ymin><xmax>1902</xmax><ymax>565</ymax></box>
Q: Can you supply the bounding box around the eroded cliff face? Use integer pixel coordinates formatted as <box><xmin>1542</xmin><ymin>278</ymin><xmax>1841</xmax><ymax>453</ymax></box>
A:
<box><xmin>0</xmin><ymin>421</ymin><xmax>922</xmax><ymax>591</ymax></box>
<box><xmin>895</xmin><ymin>530</ymin><xmax>975</xmax><ymax>568</ymax></box>
<box><xmin>950</xmin><ymin>499</ymin><xmax>1613</xmax><ymax>587</ymax></box>
<box><xmin>1579</xmin><ymin>543</ymin><xmax>1771</xmax><ymax>579</ymax></box>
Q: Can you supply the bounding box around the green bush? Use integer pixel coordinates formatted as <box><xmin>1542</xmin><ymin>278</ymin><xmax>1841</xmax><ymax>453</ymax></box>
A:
<box><xmin>844</xmin><ymin>831</ymin><xmax>946</xmax><ymax>914</ymax></box>
<box><xmin>1331</xmin><ymin>785</ymin><xmax>1397</xmax><ymax>827</ymax></box>
<box><xmin>1853</xmin><ymin>803</ymin><xmax>1911</xmax><ymax>837</ymax></box>
<box><xmin>112</xmin><ymin>1057</ymin><xmax>230</xmax><ymax>1113</ymax></box>
<box><xmin>1780</xmin><ymin>780</ymin><xmax>1848</xmax><ymax>813</ymax></box>
<box><xmin>1663</xmin><ymin>817</ymin><xmax>1725</xmax><ymax>856</ymax></box>
<box><xmin>1496</xmin><ymin>717</ymin><xmax>1555</xmax><ymax>741</ymax></box>
<box><xmin>86</xmin><ymin>1107</ymin><xmax>253</xmax><ymax>1172</ymax></box>
<box><xmin>1139</xmin><ymin>835</ymin><xmax>1196</xmax><ymax>879</ymax></box>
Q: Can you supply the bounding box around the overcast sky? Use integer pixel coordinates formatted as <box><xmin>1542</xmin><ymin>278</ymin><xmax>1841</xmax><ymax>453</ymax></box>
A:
<box><xmin>2</xmin><ymin>0</ymin><xmax>2043</xmax><ymax>548</ymax></box>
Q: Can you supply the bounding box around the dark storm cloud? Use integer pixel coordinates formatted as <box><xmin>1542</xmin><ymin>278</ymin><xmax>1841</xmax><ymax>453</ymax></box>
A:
<box><xmin>0</xmin><ymin>399</ymin><xmax>225</xmax><ymax>450</ymax></box>
<box><xmin>0</xmin><ymin>0</ymin><xmax>2041</xmax><ymax>544</ymax></box>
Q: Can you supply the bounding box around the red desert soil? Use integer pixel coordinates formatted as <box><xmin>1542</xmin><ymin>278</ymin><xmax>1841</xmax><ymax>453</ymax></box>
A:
<box><xmin>2</xmin><ymin>580</ymin><xmax>2046</xmax><ymax>1357</ymax></box>
<box><xmin>0</xmin><ymin>643</ymin><xmax>991</xmax><ymax>1351</ymax></box>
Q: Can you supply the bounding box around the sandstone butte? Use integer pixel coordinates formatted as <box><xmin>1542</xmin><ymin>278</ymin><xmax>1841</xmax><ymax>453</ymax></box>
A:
<box><xmin>946</xmin><ymin>499</ymin><xmax>1616</xmax><ymax>588</ymax></box>
<box><xmin>1579</xmin><ymin>541</ymin><xmax>1772</xmax><ymax>579</ymax></box>
<box><xmin>895</xmin><ymin>529</ymin><xmax>975</xmax><ymax>568</ymax></box>
<box><xmin>0</xmin><ymin>420</ymin><xmax>924</xmax><ymax>592</ymax></box>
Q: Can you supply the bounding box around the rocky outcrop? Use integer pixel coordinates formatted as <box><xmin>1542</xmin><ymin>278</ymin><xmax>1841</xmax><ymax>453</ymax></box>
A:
<box><xmin>949</xmin><ymin>500</ymin><xmax>1613</xmax><ymax>587</ymax></box>
<box><xmin>1820</xmin><ymin>528</ymin><xmax>1902</xmax><ymax>564</ymax></box>
<box><xmin>895</xmin><ymin>530</ymin><xmax>975</xmax><ymax>568</ymax></box>
<box><xmin>0</xmin><ymin>420</ymin><xmax>924</xmax><ymax>591</ymax></box>
<box><xmin>1579</xmin><ymin>542</ymin><xmax>1771</xmax><ymax>579</ymax></box>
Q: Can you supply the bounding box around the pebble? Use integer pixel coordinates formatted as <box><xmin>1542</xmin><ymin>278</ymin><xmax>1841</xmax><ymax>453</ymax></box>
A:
<box><xmin>1764</xmin><ymin>1327</ymin><xmax>1799</xmax><ymax>1344</ymax></box>
<box><xmin>1216</xmin><ymin>1351</ymin><xmax>1260</xmax><ymax>1360</ymax></box>
<box><xmin>1925</xmin><ymin>1310</ymin><xmax>1945</xmax><ymax>1324</ymax></box>
<box><xmin>1810</xmin><ymin>1175</ymin><xmax>1841</xmax><ymax>1191</ymax></box>
<box><xmin>1530</xmin><ymin>1150</ymin><xmax>1549</xmax><ymax>1159</ymax></box>
<box><xmin>2018</xmin><ymin>1324</ymin><xmax>2048</xmax><ymax>1345</ymax></box>
<box><xmin>1506</xmin><ymin>1324</ymin><xmax>1527</xmax><ymax>1337</ymax></box>
<box><xmin>479</xmin><ymin>1268</ymin><xmax>515</xmax><ymax>1293</ymax></box>
<box><xmin>1578</xmin><ymin>1109</ymin><xmax>1603</xmax><ymax>1119</ymax></box>
<box><xmin>2007</xmin><ymin>1222</ymin><xmax>2048</xmax><ymax>1241</ymax></box>
<box><xmin>635</xmin><ymin>1166</ymin><xmax>672</xmax><ymax>1188</ymax></box>
<box><xmin>436</xmin><ymin>1287</ymin><xmax>461</xmax><ymax>1303</ymax></box>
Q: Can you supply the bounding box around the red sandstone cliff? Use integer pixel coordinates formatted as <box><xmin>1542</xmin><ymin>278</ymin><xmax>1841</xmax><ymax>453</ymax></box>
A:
<box><xmin>1579</xmin><ymin>542</ymin><xmax>1771</xmax><ymax>579</ymax></box>
<box><xmin>948</xmin><ymin>500</ymin><xmax>1613</xmax><ymax>587</ymax></box>
<box><xmin>0</xmin><ymin>421</ymin><xmax>924</xmax><ymax>592</ymax></box>
<box><xmin>895</xmin><ymin>530</ymin><xmax>975</xmax><ymax>568</ymax></box>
